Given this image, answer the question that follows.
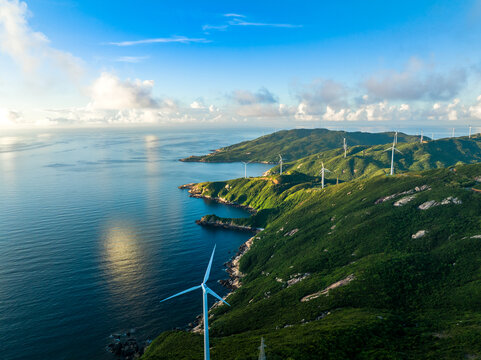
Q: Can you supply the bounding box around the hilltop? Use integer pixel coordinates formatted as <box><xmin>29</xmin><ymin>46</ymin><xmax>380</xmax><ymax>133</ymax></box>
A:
<box><xmin>180</xmin><ymin>128</ymin><xmax>421</xmax><ymax>163</ymax></box>
<box><xmin>143</xmin><ymin>161</ymin><xmax>481</xmax><ymax>358</ymax></box>
<box><xmin>268</xmin><ymin>135</ymin><xmax>481</xmax><ymax>182</ymax></box>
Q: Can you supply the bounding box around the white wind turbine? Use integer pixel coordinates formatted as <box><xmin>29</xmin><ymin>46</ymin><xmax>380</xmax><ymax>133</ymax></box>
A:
<box><xmin>384</xmin><ymin>138</ymin><xmax>403</xmax><ymax>176</ymax></box>
<box><xmin>394</xmin><ymin>131</ymin><xmax>398</xmax><ymax>145</ymax></box>
<box><xmin>241</xmin><ymin>161</ymin><xmax>250</xmax><ymax>179</ymax></box>
<box><xmin>278</xmin><ymin>154</ymin><xmax>283</xmax><ymax>175</ymax></box>
<box><xmin>469</xmin><ymin>125</ymin><xmax>472</xmax><ymax>138</ymax></box>
<box><xmin>319</xmin><ymin>162</ymin><xmax>331</xmax><ymax>189</ymax></box>
<box><xmin>343</xmin><ymin>138</ymin><xmax>348</xmax><ymax>158</ymax></box>
<box><xmin>452</xmin><ymin>127</ymin><xmax>455</xmax><ymax>138</ymax></box>
<box><xmin>160</xmin><ymin>245</ymin><xmax>230</xmax><ymax>360</ymax></box>
<box><xmin>258</xmin><ymin>337</ymin><xmax>266</xmax><ymax>360</ymax></box>
<box><xmin>420</xmin><ymin>130</ymin><xmax>423</xmax><ymax>143</ymax></box>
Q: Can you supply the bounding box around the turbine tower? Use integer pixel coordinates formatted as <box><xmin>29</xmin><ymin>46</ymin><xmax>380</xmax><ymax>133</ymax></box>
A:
<box><xmin>384</xmin><ymin>138</ymin><xmax>402</xmax><ymax>175</ymax></box>
<box><xmin>452</xmin><ymin>128</ymin><xmax>455</xmax><ymax>138</ymax></box>
<box><xmin>319</xmin><ymin>162</ymin><xmax>331</xmax><ymax>189</ymax></box>
<box><xmin>278</xmin><ymin>154</ymin><xmax>283</xmax><ymax>175</ymax></box>
<box><xmin>160</xmin><ymin>246</ymin><xmax>230</xmax><ymax>360</ymax></box>
<box><xmin>343</xmin><ymin>138</ymin><xmax>347</xmax><ymax>158</ymax></box>
<box><xmin>241</xmin><ymin>161</ymin><xmax>249</xmax><ymax>179</ymax></box>
<box><xmin>469</xmin><ymin>125</ymin><xmax>472</xmax><ymax>138</ymax></box>
<box><xmin>258</xmin><ymin>337</ymin><xmax>266</xmax><ymax>360</ymax></box>
<box><xmin>420</xmin><ymin>130</ymin><xmax>423</xmax><ymax>143</ymax></box>
<box><xmin>394</xmin><ymin>131</ymin><xmax>398</xmax><ymax>145</ymax></box>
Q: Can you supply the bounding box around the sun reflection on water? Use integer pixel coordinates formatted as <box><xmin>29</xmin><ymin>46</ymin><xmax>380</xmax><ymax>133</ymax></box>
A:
<box><xmin>102</xmin><ymin>221</ymin><xmax>147</xmax><ymax>302</ymax></box>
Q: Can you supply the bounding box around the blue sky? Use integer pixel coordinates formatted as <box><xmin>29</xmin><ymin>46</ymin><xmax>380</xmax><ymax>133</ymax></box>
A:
<box><xmin>1</xmin><ymin>0</ymin><xmax>481</xmax><ymax>129</ymax></box>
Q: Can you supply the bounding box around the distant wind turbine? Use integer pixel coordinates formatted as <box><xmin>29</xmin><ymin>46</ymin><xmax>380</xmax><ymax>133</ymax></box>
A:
<box><xmin>452</xmin><ymin>128</ymin><xmax>455</xmax><ymax>138</ymax></box>
<box><xmin>319</xmin><ymin>162</ymin><xmax>331</xmax><ymax>189</ymax></box>
<box><xmin>258</xmin><ymin>337</ymin><xmax>266</xmax><ymax>360</ymax></box>
<box><xmin>394</xmin><ymin>131</ymin><xmax>398</xmax><ymax>145</ymax></box>
<box><xmin>420</xmin><ymin>130</ymin><xmax>423</xmax><ymax>143</ymax></box>
<box><xmin>343</xmin><ymin>138</ymin><xmax>348</xmax><ymax>158</ymax></box>
<box><xmin>384</xmin><ymin>138</ymin><xmax>403</xmax><ymax>176</ymax></box>
<box><xmin>241</xmin><ymin>161</ymin><xmax>249</xmax><ymax>179</ymax></box>
<box><xmin>469</xmin><ymin>125</ymin><xmax>472</xmax><ymax>138</ymax></box>
<box><xmin>278</xmin><ymin>154</ymin><xmax>283</xmax><ymax>175</ymax></box>
<box><xmin>160</xmin><ymin>246</ymin><xmax>230</xmax><ymax>360</ymax></box>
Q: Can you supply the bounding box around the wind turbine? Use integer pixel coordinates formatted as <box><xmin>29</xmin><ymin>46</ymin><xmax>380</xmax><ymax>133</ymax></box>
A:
<box><xmin>394</xmin><ymin>131</ymin><xmax>398</xmax><ymax>145</ymax></box>
<box><xmin>278</xmin><ymin>154</ymin><xmax>283</xmax><ymax>175</ymax></box>
<box><xmin>160</xmin><ymin>246</ymin><xmax>230</xmax><ymax>360</ymax></box>
<box><xmin>343</xmin><ymin>138</ymin><xmax>348</xmax><ymax>158</ymax></box>
<box><xmin>452</xmin><ymin>127</ymin><xmax>455</xmax><ymax>138</ymax></box>
<box><xmin>384</xmin><ymin>138</ymin><xmax>403</xmax><ymax>176</ymax></box>
<box><xmin>469</xmin><ymin>125</ymin><xmax>472</xmax><ymax>138</ymax></box>
<box><xmin>420</xmin><ymin>130</ymin><xmax>423</xmax><ymax>143</ymax></box>
<box><xmin>319</xmin><ymin>162</ymin><xmax>331</xmax><ymax>189</ymax></box>
<box><xmin>241</xmin><ymin>161</ymin><xmax>249</xmax><ymax>179</ymax></box>
<box><xmin>258</xmin><ymin>337</ymin><xmax>266</xmax><ymax>360</ymax></box>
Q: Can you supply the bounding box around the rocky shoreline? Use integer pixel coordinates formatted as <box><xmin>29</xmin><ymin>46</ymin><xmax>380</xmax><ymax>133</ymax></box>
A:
<box><xmin>196</xmin><ymin>217</ymin><xmax>262</xmax><ymax>233</ymax></box>
<box><xmin>179</xmin><ymin>183</ymin><xmax>257</xmax><ymax>214</ymax></box>
<box><xmin>177</xmin><ymin>183</ymin><xmax>260</xmax><ymax>334</ymax></box>
<box><xmin>188</xmin><ymin>234</ymin><xmax>257</xmax><ymax>334</ymax></box>
<box><xmin>106</xmin><ymin>331</ymin><xmax>151</xmax><ymax>360</ymax></box>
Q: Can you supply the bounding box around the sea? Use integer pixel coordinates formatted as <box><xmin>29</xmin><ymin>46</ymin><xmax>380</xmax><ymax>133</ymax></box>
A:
<box><xmin>0</xmin><ymin>128</ymin><xmax>273</xmax><ymax>360</ymax></box>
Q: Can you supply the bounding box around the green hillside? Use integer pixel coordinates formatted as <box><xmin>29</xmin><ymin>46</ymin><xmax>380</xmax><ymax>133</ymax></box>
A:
<box><xmin>180</xmin><ymin>128</ymin><xmax>421</xmax><ymax>163</ymax></box>
<box><xmin>269</xmin><ymin>135</ymin><xmax>481</xmax><ymax>182</ymax></box>
<box><xmin>143</xmin><ymin>162</ymin><xmax>481</xmax><ymax>359</ymax></box>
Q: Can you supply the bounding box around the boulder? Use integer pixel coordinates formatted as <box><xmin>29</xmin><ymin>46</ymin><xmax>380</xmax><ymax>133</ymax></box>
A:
<box><xmin>412</xmin><ymin>230</ymin><xmax>427</xmax><ymax>239</ymax></box>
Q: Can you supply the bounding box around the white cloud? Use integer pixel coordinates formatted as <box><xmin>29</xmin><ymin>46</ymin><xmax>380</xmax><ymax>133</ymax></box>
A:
<box><xmin>363</xmin><ymin>57</ymin><xmax>467</xmax><ymax>101</ymax></box>
<box><xmin>203</xmin><ymin>15</ymin><xmax>302</xmax><ymax>33</ymax></box>
<box><xmin>114</xmin><ymin>56</ymin><xmax>149</xmax><ymax>63</ymax></box>
<box><xmin>426</xmin><ymin>98</ymin><xmax>467</xmax><ymax>122</ymax></box>
<box><xmin>230</xmin><ymin>88</ymin><xmax>278</xmax><ymax>105</ymax></box>
<box><xmin>88</xmin><ymin>72</ymin><xmax>158</xmax><ymax>110</ymax></box>
<box><xmin>295</xmin><ymin>102</ymin><xmax>318</xmax><ymax>121</ymax></box>
<box><xmin>229</xmin><ymin>18</ymin><xmax>302</xmax><ymax>28</ymax></box>
<box><xmin>0</xmin><ymin>0</ymin><xmax>83</xmax><ymax>79</ymax></box>
<box><xmin>292</xmin><ymin>79</ymin><xmax>348</xmax><ymax>115</ymax></box>
<box><xmin>0</xmin><ymin>108</ymin><xmax>21</xmax><ymax>127</ymax></box>
<box><xmin>109</xmin><ymin>36</ymin><xmax>209</xmax><ymax>46</ymax></box>
<box><xmin>223</xmin><ymin>13</ymin><xmax>245</xmax><ymax>18</ymax></box>
<box><xmin>469</xmin><ymin>95</ymin><xmax>481</xmax><ymax>119</ymax></box>
<box><xmin>190</xmin><ymin>100</ymin><xmax>205</xmax><ymax>109</ymax></box>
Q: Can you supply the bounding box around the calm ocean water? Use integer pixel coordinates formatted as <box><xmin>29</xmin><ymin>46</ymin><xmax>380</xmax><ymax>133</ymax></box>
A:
<box><xmin>0</xmin><ymin>128</ymin><xmax>272</xmax><ymax>360</ymax></box>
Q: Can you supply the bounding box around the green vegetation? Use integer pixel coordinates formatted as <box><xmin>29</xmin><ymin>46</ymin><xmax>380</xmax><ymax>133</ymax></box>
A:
<box><xmin>144</xmin><ymin>133</ymin><xmax>481</xmax><ymax>359</ymax></box>
<box><xmin>270</xmin><ymin>135</ymin><xmax>481</xmax><ymax>181</ymax></box>
<box><xmin>180</xmin><ymin>128</ymin><xmax>420</xmax><ymax>163</ymax></box>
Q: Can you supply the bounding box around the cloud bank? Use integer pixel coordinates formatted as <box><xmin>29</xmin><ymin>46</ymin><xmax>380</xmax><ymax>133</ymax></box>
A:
<box><xmin>0</xmin><ymin>0</ymin><xmax>83</xmax><ymax>79</ymax></box>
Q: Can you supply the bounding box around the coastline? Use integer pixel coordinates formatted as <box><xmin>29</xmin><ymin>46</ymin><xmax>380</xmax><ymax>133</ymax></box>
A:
<box><xmin>178</xmin><ymin>183</ymin><xmax>258</xmax><ymax>214</ymax></box>
<box><xmin>190</xmin><ymin>233</ymin><xmax>257</xmax><ymax>334</ymax></box>
<box><xmin>178</xmin><ymin>183</ymin><xmax>261</xmax><ymax>334</ymax></box>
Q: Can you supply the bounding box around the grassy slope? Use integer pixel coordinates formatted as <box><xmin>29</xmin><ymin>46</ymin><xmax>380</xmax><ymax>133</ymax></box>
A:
<box><xmin>180</xmin><ymin>128</ymin><xmax>420</xmax><ymax>163</ymax></box>
<box><xmin>271</xmin><ymin>135</ymin><xmax>481</xmax><ymax>182</ymax></box>
<box><xmin>143</xmin><ymin>163</ymin><xmax>481</xmax><ymax>360</ymax></box>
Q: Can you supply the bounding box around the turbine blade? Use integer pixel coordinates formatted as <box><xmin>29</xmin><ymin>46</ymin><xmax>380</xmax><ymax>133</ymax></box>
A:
<box><xmin>325</xmin><ymin>169</ymin><xmax>331</xmax><ymax>173</ymax></box>
<box><xmin>395</xmin><ymin>148</ymin><xmax>403</xmax><ymax>154</ymax></box>
<box><xmin>160</xmin><ymin>285</ymin><xmax>201</xmax><ymax>303</ymax></box>
<box><xmin>383</xmin><ymin>148</ymin><xmax>391</xmax><ymax>152</ymax></box>
<box><xmin>205</xmin><ymin>285</ymin><xmax>230</xmax><ymax>306</ymax></box>
<box><xmin>203</xmin><ymin>245</ymin><xmax>216</xmax><ymax>284</ymax></box>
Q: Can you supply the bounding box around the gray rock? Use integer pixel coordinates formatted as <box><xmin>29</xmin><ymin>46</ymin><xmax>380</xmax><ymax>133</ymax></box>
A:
<box><xmin>418</xmin><ymin>200</ymin><xmax>439</xmax><ymax>210</ymax></box>
<box><xmin>412</xmin><ymin>230</ymin><xmax>427</xmax><ymax>239</ymax></box>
